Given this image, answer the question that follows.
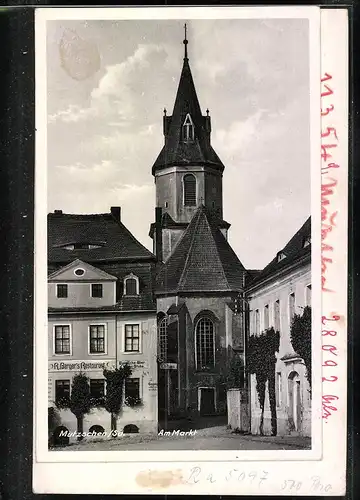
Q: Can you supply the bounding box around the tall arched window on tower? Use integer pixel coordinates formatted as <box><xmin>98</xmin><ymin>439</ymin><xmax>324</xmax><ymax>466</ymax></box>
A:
<box><xmin>183</xmin><ymin>174</ymin><xmax>196</xmax><ymax>206</ymax></box>
<box><xmin>158</xmin><ymin>316</ymin><xmax>168</xmax><ymax>362</ymax></box>
<box><xmin>182</xmin><ymin>113</ymin><xmax>194</xmax><ymax>141</ymax></box>
<box><xmin>195</xmin><ymin>316</ymin><xmax>215</xmax><ymax>369</ymax></box>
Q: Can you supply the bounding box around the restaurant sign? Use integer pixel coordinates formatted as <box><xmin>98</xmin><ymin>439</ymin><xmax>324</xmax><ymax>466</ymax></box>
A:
<box><xmin>49</xmin><ymin>360</ymin><xmax>116</xmax><ymax>372</ymax></box>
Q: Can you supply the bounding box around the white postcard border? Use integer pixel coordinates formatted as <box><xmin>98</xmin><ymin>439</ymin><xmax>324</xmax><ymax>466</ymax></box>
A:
<box><xmin>33</xmin><ymin>6</ymin><xmax>347</xmax><ymax>496</ymax></box>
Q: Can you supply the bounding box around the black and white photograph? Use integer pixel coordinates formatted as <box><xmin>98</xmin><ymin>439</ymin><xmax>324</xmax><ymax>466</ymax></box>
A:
<box><xmin>45</xmin><ymin>15</ymin><xmax>314</xmax><ymax>452</ymax></box>
<box><xmin>33</xmin><ymin>6</ymin><xmax>348</xmax><ymax>496</ymax></box>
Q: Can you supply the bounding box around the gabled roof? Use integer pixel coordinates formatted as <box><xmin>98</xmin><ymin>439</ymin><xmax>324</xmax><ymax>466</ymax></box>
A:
<box><xmin>247</xmin><ymin>217</ymin><xmax>311</xmax><ymax>290</ymax></box>
<box><xmin>156</xmin><ymin>205</ymin><xmax>246</xmax><ymax>294</ymax></box>
<box><xmin>152</xmin><ymin>52</ymin><xmax>225</xmax><ymax>175</ymax></box>
<box><xmin>48</xmin><ymin>259</ymin><xmax>117</xmax><ymax>281</ymax></box>
<box><xmin>48</xmin><ymin>211</ymin><xmax>155</xmax><ymax>264</ymax></box>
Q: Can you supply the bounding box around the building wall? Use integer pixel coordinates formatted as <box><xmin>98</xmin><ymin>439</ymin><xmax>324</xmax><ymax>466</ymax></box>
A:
<box><xmin>48</xmin><ymin>281</ymin><xmax>116</xmax><ymax>308</ymax></box>
<box><xmin>247</xmin><ymin>263</ymin><xmax>311</xmax><ymax>437</ymax></box>
<box><xmin>48</xmin><ymin>311</ymin><xmax>158</xmax><ymax>443</ymax></box>
<box><xmin>155</xmin><ymin>165</ymin><xmax>223</xmax><ymax>224</ymax></box>
<box><xmin>157</xmin><ymin>294</ymin><xmax>245</xmax><ymax>416</ymax></box>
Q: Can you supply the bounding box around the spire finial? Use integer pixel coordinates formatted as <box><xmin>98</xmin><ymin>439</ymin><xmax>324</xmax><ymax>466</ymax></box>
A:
<box><xmin>183</xmin><ymin>23</ymin><xmax>188</xmax><ymax>60</ymax></box>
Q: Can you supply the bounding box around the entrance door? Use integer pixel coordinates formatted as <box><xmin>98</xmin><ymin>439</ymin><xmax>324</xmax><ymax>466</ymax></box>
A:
<box><xmin>288</xmin><ymin>371</ymin><xmax>301</xmax><ymax>432</ymax></box>
<box><xmin>200</xmin><ymin>388</ymin><xmax>215</xmax><ymax>416</ymax></box>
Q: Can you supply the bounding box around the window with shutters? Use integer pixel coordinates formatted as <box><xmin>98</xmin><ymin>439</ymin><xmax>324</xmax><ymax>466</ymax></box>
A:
<box><xmin>183</xmin><ymin>174</ymin><xmax>196</xmax><ymax>206</ymax></box>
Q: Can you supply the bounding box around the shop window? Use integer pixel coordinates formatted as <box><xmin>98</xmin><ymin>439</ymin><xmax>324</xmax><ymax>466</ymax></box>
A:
<box><xmin>89</xmin><ymin>379</ymin><xmax>105</xmax><ymax>406</ymax></box>
<box><xmin>125</xmin><ymin>378</ymin><xmax>141</xmax><ymax>406</ymax></box>
<box><xmin>55</xmin><ymin>379</ymin><xmax>70</xmax><ymax>406</ymax></box>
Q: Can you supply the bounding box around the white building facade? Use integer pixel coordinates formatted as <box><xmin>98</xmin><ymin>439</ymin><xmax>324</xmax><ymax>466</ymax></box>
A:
<box><xmin>48</xmin><ymin>256</ymin><xmax>158</xmax><ymax>445</ymax></box>
<box><xmin>246</xmin><ymin>218</ymin><xmax>311</xmax><ymax>437</ymax></box>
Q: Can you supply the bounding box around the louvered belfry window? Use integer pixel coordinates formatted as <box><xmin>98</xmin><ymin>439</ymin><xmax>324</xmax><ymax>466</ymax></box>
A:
<box><xmin>183</xmin><ymin>174</ymin><xmax>196</xmax><ymax>206</ymax></box>
<box><xmin>183</xmin><ymin>113</ymin><xmax>194</xmax><ymax>141</ymax></box>
<box><xmin>196</xmin><ymin>317</ymin><xmax>215</xmax><ymax>369</ymax></box>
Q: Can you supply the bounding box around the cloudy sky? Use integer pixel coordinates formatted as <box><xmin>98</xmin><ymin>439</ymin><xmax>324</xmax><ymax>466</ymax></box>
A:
<box><xmin>46</xmin><ymin>18</ymin><xmax>310</xmax><ymax>269</ymax></box>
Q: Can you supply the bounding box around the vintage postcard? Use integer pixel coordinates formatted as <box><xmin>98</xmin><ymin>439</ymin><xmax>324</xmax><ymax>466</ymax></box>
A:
<box><xmin>33</xmin><ymin>6</ymin><xmax>348</xmax><ymax>495</ymax></box>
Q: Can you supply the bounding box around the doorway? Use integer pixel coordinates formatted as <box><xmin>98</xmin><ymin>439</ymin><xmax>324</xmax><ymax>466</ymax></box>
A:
<box><xmin>199</xmin><ymin>387</ymin><xmax>216</xmax><ymax>416</ymax></box>
<box><xmin>288</xmin><ymin>371</ymin><xmax>301</xmax><ymax>432</ymax></box>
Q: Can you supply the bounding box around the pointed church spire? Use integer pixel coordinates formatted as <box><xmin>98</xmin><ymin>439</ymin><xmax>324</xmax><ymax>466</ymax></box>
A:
<box><xmin>183</xmin><ymin>23</ymin><xmax>188</xmax><ymax>60</ymax></box>
<box><xmin>151</xmin><ymin>25</ymin><xmax>225</xmax><ymax>176</ymax></box>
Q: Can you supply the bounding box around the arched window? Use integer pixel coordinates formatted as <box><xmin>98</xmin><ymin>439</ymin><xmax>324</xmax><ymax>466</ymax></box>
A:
<box><xmin>158</xmin><ymin>317</ymin><xmax>168</xmax><ymax>362</ymax></box>
<box><xmin>182</xmin><ymin>113</ymin><xmax>194</xmax><ymax>141</ymax></box>
<box><xmin>183</xmin><ymin>174</ymin><xmax>196</xmax><ymax>207</ymax></box>
<box><xmin>124</xmin><ymin>274</ymin><xmax>139</xmax><ymax>295</ymax></box>
<box><xmin>195</xmin><ymin>317</ymin><xmax>215</xmax><ymax>369</ymax></box>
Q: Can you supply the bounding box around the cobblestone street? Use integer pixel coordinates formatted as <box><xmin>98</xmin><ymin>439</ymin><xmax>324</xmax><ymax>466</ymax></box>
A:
<box><xmin>52</xmin><ymin>425</ymin><xmax>311</xmax><ymax>452</ymax></box>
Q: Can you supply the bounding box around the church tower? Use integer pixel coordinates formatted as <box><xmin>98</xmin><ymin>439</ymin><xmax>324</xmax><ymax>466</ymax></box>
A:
<box><xmin>150</xmin><ymin>25</ymin><xmax>230</xmax><ymax>262</ymax></box>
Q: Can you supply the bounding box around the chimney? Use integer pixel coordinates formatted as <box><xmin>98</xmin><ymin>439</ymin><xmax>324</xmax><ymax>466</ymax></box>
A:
<box><xmin>54</xmin><ymin>210</ymin><xmax>63</xmax><ymax>214</ymax></box>
<box><xmin>110</xmin><ymin>206</ymin><xmax>121</xmax><ymax>222</ymax></box>
<box><xmin>155</xmin><ymin>207</ymin><xmax>163</xmax><ymax>262</ymax></box>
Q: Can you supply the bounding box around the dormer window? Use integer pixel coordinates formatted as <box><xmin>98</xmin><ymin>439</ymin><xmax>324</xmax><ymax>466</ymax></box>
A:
<box><xmin>277</xmin><ymin>252</ymin><xmax>286</xmax><ymax>262</ymax></box>
<box><xmin>182</xmin><ymin>113</ymin><xmax>194</xmax><ymax>141</ymax></box>
<box><xmin>57</xmin><ymin>242</ymin><xmax>105</xmax><ymax>251</ymax></box>
<box><xmin>303</xmin><ymin>236</ymin><xmax>311</xmax><ymax>248</ymax></box>
<box><xmin>124</xmin><ymin>274</ymin><xmax>139</xmax><ymax>296</ymax></box>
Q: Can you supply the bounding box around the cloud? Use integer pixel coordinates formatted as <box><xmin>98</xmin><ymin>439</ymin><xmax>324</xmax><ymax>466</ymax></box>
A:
<box><xmin>214</xmin><ymin>110</ymin><xmax>265</xmax><ymax>156</ymax></box>
<box><xmin>49</xmin><ymin>43</ymin><xmax>167</xmax><ymax>126</ymax></box>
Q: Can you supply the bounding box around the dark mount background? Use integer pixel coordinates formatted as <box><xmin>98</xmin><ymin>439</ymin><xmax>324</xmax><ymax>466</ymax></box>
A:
<box><xmin>0</xmin><ymin>3</ymin><xmax>357</xmax><ymax>500</ymax></box>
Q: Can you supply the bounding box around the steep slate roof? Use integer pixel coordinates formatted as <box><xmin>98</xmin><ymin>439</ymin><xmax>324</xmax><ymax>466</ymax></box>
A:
<box><xmin>152</xmin><ymin>46</ymin><xmax>225</xmax><ymax>175</ymax></box>
<box><xmin>247</xmin><ymin>217</ymin><xmax>311</xmax><ymax>289</ymax></box>
<box><xmin>149</xmin><ymin>210</ymin><xmax>231</xmax><ymax>238</ymax></box>
<box><xmin>156</xmin><ymin>205</ymin><xmax>246</xmax><ymax>294</ymax></box>
<box><xmin>48</xmin><ymin>212</ymin><xmax>155</xmax><ymax>264</ymax></box>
